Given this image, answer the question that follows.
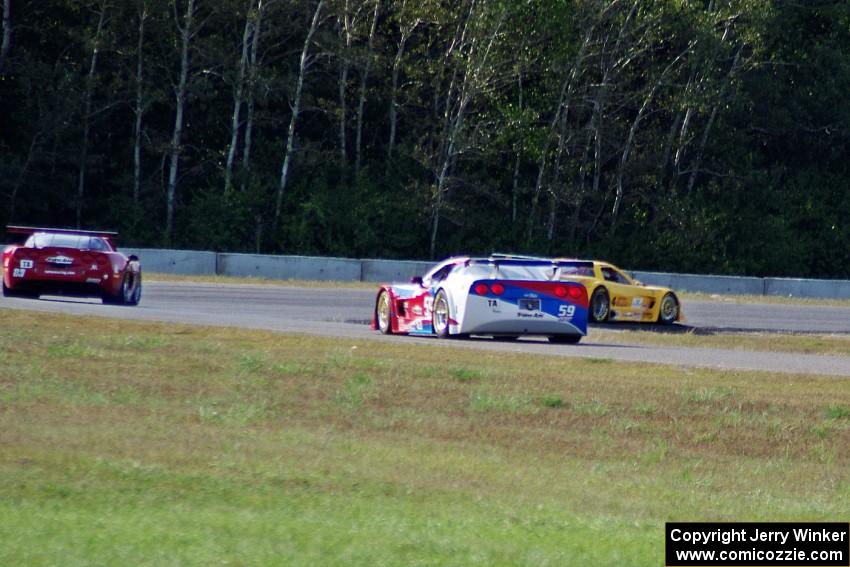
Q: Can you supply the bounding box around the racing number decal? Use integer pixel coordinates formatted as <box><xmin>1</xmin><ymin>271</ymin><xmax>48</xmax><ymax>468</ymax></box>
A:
<box><xmin>558</xmin><ymin>305</ymin><xmax>576</xmax><ymax>319</ymax></box>
<box><xmin>631</xmin><ymin>297</ymin><xmax>643</xmax><ymax>308</ymax></box>
<box><xmin>423</xmin><ymin>295</ymin><xmax>433</xmax><ymax>317</ymax></box>
<box><xmin>12</xmin><ymin>259</ymin><xmax>33</xmax><ymax>278</ymax></box>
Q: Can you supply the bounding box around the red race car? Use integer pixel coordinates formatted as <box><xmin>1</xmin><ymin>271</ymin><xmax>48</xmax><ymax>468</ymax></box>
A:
<box><xmin>2</xmin><ymin>226</ymin><xmax>142</xmax><ymax>305</ymax></box>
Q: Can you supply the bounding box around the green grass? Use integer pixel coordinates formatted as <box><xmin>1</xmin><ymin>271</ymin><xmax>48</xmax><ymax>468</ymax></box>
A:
<box><xmin>0</xmin><ymin>309</ymin><xmax>849</xmax><ymax>566</ymax></box>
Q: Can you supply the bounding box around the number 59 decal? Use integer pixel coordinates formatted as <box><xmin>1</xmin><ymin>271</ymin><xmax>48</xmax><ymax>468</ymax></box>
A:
<box><xmin>558</xmin><ymin>305</ymin><xmax>576</xmax><ymax>318</ymax></box>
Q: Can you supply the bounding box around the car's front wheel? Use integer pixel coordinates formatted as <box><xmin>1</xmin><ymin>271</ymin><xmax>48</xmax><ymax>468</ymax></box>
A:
<box><xmin>104</xmin><ymin>272</ymin><xmax>141</xmax><ymax>306</ymax></box>
<box><xmin>590</xmin><ymin>287</ymin><xmax>610</xmax><ymax>323</ymax></box>
<box><xmin>657</xmin><ymin>292</ymin><xmax>679</xmax><ymax>324</ymax></box>
<box><xmin>376</xmin><ymin>290</ymin><xmax>393</xmax><ymax>334</ymax></box>
<box><xmin>432</xmin><ymin>290</ymin><xmax>451</xmax><ymax>338</ymax></box>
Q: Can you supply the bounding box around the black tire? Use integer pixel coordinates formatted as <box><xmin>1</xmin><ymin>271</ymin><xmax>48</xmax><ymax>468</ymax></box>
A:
<box><xmin>104</xmin><ymin>272</ymin><xmax>141</xmax><ymax>306</ymax></box>
<box><xmin>432</xmin><ymin>290</ymin><xmax>451</xmax><ymax>338</ymax></box>
<box><xmin>589</xmin><ymin>287</ymin><xmax>610</xmax><ymax>323</ymax></box>
<box><xmin>2</xmin><ymin>279</ymin><xmax>37</xmax><ymax>299</ymax></box>
<box><xmin>548</xmin><ymin>334</ymin><xmax>581</xmax><ymax>344</ymax></box>
<box><xmin>376</xmin><ymin>290</ymin><xmax>393</xmax><ymax>334</ymax></box>
<box><xmin>126</xmin><ymin>271</ymin><xmax>142</xmax><ymax>306</ymax></box>
<box><xmin>657</xmin><ymin>292</ymin><xmax>679</xmax><ymax>324</ymax></box>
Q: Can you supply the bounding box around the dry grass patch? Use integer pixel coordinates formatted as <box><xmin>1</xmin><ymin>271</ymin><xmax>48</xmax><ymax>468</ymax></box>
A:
<box><xmin>147</xmin><ymin>272</ymin><xmax>375</xmax><ymax>289</ymax></box>
<box><xmin>589</xmin><ymin>327</ymin><xmax>850</xmax><ymax>356</ymax></box>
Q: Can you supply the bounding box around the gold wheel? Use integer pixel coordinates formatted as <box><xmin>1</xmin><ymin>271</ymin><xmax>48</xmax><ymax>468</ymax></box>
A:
<box><xmin>377</xmin><ymin>291</ymin><xmax>392</xmax><ymax>334</ymax></box>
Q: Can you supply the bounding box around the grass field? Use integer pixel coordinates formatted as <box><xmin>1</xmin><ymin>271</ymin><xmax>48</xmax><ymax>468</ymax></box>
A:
<box><xmin>1</xmin><ymin>309</ymin><xmax>849</xmax><ymax>566</ymax></box>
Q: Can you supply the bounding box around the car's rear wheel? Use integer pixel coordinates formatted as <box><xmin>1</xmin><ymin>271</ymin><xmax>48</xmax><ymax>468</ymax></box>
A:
<box><xmin>657</xmin><ymin>292</ymin><xmax>679</xmax><ymax>324</ymax></box>
<box><xmin>126</xmin><ymin>272</ymin><xmax>142</xmax><ymax>306</ymax></box>
<box><xmin>2</xmin><ymin>279</ymin><xmax>37</xmax><ymax>299</ymax></box>
<box><xmin>376</xmin><ymin>290</ymin><xmax>393</xmax><ymax>334</ymax></box>
<box><xmin>432</xmin><ymin>290</ymin><xmax>451</xmax><ymax>338</ymax></box>
<box><xmin>104</xmin><ymin>272</ymin><xmax>141</xmax><ymax>306</ymax></box>
<box><xmin>549</xmin><ymin>334</ymin><xmax>581</xmax><ymax>344</ymax></box>
<box><xmin>590</xmin><ymin>287</ymin><xmax>610</xmax><ymax>323</ymax></box>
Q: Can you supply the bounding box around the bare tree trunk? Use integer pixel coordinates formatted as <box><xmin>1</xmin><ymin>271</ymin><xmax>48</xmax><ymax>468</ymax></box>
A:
<box><xmin>225</xmin><ymin>8</ymin><xmax>253</xmax><ymax>193</ymax></box>
<box><xmin>10</xmin><ymin>134</ymin><xmax>40</xmax><ymax>222</ymax></box>
<box><xmin>354</xmin><ymin>0</ymin><xmax>379</xmax><ymax>174</ymax></box>
<box><xmin>387</xmin><ymin>9</ymin><xmax>419</xmax><ymax>163</ymax></box>
<box><xmin>431</xmin><ymin>0</ymin><xmax>472</xmax><ymax>155</ymax></box>
<box><xmin>133</xmin><ymin>1</ymin><xmax>147</xmax><ymax>206</ymax></box>
<box><xmin>241</xmin><ymin>0</ymin><xmax>264</xmax><ymax>192</ymax></box>
<box><xmin>337</xmin><ymin>0</ymin><xmax>351</xmax><ymax>164</ymax></box>
<box><xmin>658</xmin><ymin>110</ymin><xmax>682</xmax><ymax>193</ymax></box>
<box><xmin>676</xmin><ymin>7</ymin><xmax>728</xmax><ymax>177</ymax></box>
<box><xmin>579</xmin><ymin>0</ymin><xmax>640</xmax><ymax>240</ymax></box>
<box><xmin>76</xmin><ymin>4</ymin><xmax>108</xmax><ymax>228</ymax></box>
<box><xmin>429</xmin><ymin>0</ymin><xmax>503</xmax><ymax>259</ymax></box>
<box><xmin>686</xmin><ymin>46</ymin><xmax>742</xmax><ymax>195</ymax></box>
<box><xmin>525</xmin><ymin>28</ymin><xmax>592</xmax><ymax>244</ymax></box>
<box><xmin>546</xmin><ymin>107</ymin><xmax>573</xmax><ymax>242</ymax></box>
<box><xmin>511</xmin><ymin>71</ymin><xmax>522</xmax><ymax>223</ymax></box>
<box><xmin>612</xmin><ymin>43</ymin><xmax>692</xmax><ymax>228</ymax></box>
<box><xmin>166</xmin><ymin>0</ymin><xmax>196</xmax><ymax>242</ymax></box>
<box><xmin>274</xmin><ymin>0</ymin><xmax>325</xmax><ymax>231</ymax></box>
<box><xmin>0</xmin><ymin>0</ymin><xmax>11</xmax><ymax>74</ymax></box>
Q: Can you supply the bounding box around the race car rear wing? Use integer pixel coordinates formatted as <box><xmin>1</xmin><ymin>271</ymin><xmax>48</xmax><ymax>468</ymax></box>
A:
<box><xmin>6</xmin><ymin>225</ymin><xmax>118</xmax><ymax>238</ymax></box>
<box><xmin>466</xmin><ymin>255</ymin><xmax>595</xmax><ymax>280</ymax></box>
<box><xmin>5</xmin><ymin>225</ymin><xmax>119</xmax><ymax>247</ymax></box>
<box><xmin>478</xmin><ymin>254</ymin><xmax>594</xmax><ymax>269</ymax></box>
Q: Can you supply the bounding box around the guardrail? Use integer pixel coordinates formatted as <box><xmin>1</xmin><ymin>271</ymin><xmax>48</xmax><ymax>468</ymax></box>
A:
<box><xmin>114</xmin><ymin>247</ymin><xmax>850</xmax><ymax>300</ymax></box>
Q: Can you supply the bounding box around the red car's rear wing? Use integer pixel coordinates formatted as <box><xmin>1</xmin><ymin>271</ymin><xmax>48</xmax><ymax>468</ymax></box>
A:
<box><xmin>6</xmin><ymin>225</ymin><xmax>118</xmax><ymax>238</ymax></box>
<box><xmin>6</xmin><ymin>225</ymin><xmax>119</xmax><ymax>247</ymax></box>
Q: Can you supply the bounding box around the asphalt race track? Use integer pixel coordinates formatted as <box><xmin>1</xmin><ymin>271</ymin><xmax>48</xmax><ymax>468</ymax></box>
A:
<box><xmin>2</xmin><ymin>281</ymin><xmax>850</xmax><ymax>377</ymax></box>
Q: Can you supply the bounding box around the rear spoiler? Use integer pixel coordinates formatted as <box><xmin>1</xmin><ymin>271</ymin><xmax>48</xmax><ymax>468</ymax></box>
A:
<box><xmin>6</xmin><ymin>225</ymin><xmax>118</xmax><ymax>238</ymax></box>
<box><xmin>480</xmin><ymin>253</ymin><xmax>593</xmax><ymax>269</ymax></box>
<box><xmin>5</xmin><ymin>225</ymin><xmax>119</xmax><ymax>247</ymax></box>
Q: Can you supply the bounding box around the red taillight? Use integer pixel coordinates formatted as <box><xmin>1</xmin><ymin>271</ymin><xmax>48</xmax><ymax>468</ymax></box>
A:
<box><xmin>568</xmin><ymin>286</ymin><xmax>582</xmax><ymax>299</ymax></box>
<box><xmin>554</xmin><ymin>285</ymin><xmax>568</xmax><ymax>298</ymax></box>
<box><xmin>491</xmin><ymin>283</ymin><xmax>505</xmax><ymax>295</ymax></box>
<box><xmin>474</xmin><ymin>283</ymin><xmax>489</xmax><ymax>295</ymax></box>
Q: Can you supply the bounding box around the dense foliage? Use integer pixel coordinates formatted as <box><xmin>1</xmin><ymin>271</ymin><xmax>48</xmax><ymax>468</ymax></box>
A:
<box><xmin>1</xmin><ymin>0</ymin><xmax>848</xmax><ymax>276</ymax></box>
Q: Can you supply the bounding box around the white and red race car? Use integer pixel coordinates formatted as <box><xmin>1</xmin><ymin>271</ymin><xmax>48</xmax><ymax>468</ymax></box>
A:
<box><xmin>371</xmin><ymin>257</ymin><xmax>588</xmax><ymax>343</ymax></box>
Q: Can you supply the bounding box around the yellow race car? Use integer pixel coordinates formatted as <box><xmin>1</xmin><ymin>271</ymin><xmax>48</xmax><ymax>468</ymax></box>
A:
<box><xmin>554</xmin><ymin>259</ymin><xmax>682</xmax><ymax>324</ymax></box>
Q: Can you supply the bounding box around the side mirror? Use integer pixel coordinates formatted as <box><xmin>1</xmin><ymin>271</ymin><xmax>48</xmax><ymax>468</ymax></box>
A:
<box><xmin>410</xmin><ymin>276</ymin><xmax>424</xmax><ymax>286</ymax></box>
<box><xmin>634</xmin><ymin>280</ymin><xmax>643</xmax><ymax>286</ymax></box>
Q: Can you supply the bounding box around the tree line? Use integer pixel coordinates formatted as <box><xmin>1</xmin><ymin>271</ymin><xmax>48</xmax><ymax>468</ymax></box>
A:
<box><xmin>1</xmin><ymin>0</ymin><xmax>848</xmax><ymax>277</ymax></box>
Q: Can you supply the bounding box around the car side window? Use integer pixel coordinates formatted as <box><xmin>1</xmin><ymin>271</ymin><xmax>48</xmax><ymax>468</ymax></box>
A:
<box><xmin>602</xmin><ymin>267</ymin><xmax>630</xmax><ymax>285</ymax></box>
<box><xmin>429</xmin><ymin>264</ymin><xmax>454</xmax><ymax>283</ymax></box>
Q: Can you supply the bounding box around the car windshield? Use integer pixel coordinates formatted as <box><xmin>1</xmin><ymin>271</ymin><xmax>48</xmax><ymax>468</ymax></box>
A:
<box><xmin>27</xmin><ymin>234</ymin><xmax>110</xmax><ymax>251</ymax></box>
